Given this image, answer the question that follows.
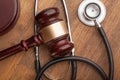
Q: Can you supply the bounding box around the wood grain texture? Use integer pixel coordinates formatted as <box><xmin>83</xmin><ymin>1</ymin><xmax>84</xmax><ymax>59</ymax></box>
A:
<box><xmin>0</xmin><ymin>0</ymin><xmax>120</xmax><ymax>80</ymax></box>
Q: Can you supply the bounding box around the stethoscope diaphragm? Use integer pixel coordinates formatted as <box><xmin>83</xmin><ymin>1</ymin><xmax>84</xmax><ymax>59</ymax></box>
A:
<box><xmin>78</xmin><ymin>0</ymin><xmax>106</xmax><ymax>26</ymax></box>
<box><xmin>84</xmin><ymin>3</ymin><xmax>101</xmax><ymax>20</ymax></box>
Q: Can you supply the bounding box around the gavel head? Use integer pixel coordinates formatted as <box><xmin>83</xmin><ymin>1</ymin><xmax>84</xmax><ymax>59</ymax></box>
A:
<box><xmin>36</xmin><ymin>8</ymin><xmax>74</xmax><ymax>58</ymax></box>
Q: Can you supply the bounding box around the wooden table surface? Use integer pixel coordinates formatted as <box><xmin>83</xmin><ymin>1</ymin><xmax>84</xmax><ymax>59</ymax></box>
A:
<box><xmin>0</xmin><ymin>0</ymin><xmax>120</xmax><ymax>80</ymax></box>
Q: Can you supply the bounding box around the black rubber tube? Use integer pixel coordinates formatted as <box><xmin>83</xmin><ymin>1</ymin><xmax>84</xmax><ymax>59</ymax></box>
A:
<box><xmin>98</xmin><ymin>27</ymin><xmax>114</xmax><ymax>80</ymax></box>
<box><xmin>71</xmin><ymin>60</ymin><xmax>77</xmax><ymax>80</ymax></box>
<box><xmin>35</xmin><ymin>56</ymin><xmax>108</xmax><ymax>80</ymax></box>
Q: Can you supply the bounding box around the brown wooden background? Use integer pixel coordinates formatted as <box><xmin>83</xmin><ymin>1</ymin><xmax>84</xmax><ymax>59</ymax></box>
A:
<box><xmin>0</xmin><ymin>0</ymin><xmax>120</xmax><ymax>80</ymax></box>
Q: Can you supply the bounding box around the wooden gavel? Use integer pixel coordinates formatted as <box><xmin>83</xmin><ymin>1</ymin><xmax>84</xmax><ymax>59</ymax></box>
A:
<box><xmin>0</xmin><ymin>8</ymin><xmax>74</xmax><ymax>60</ymax></box>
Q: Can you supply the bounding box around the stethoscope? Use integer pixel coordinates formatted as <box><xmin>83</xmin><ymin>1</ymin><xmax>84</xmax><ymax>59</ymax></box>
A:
<box><xmin>35</xmin><ymin>0</ymin><xmax>114</xmax><ymax>80</ymax></box>
<box><xmin>0</xmin><ymin>0</ymin><xmax>114</xmax><ymax>80</ymax></box>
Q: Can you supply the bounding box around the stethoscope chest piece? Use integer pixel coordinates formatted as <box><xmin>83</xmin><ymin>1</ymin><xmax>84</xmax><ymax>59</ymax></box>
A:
<box><xmin>78</xmin><ymin>0</ymin><xmax>106</xmax><ymax>26</ymax></box>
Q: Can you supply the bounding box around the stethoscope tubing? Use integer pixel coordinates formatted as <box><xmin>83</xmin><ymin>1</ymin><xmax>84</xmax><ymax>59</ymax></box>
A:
<box><xmin>97</xmin><ymin>26</ymin><xmax>114</xmax><ymax>80</ymax></box>
<box><xmin>36</xmin><ymin>56</ymin><xmax>107</xmax><ymax>80</ymax></box>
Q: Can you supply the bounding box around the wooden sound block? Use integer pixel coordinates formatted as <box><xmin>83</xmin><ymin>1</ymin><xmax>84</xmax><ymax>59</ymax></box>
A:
<box><xmin>0</xmin><ymin>0</ymin><xmax>19</xmax><ymax>35</ymax></box>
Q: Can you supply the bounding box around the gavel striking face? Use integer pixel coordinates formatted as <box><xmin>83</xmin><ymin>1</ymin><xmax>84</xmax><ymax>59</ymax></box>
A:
<box><xmin>0</xmin><ymin>8</ymin><xmax>74</xmax><ymax>60</ymax></box>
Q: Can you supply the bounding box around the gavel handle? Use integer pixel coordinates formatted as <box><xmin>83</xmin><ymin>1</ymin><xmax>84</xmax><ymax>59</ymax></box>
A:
<box><xmin>0</xmin><ymin>35</ymin><xmax>42</xmax><ymax>60</ymax></box>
